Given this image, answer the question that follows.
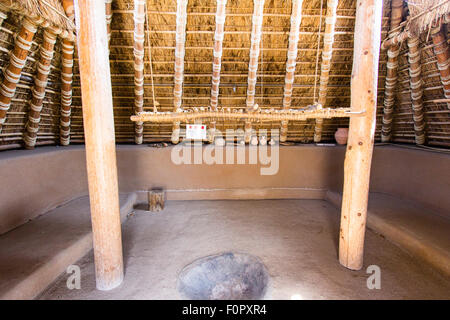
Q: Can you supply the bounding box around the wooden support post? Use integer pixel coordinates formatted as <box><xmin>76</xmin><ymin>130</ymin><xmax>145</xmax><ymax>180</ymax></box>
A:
<box><xmin>171</xmin><ymin>0</ymin><xmax>188</xmax><ymax>144</ymax></box>
<box><xmin>407</xmin><ymin>36</ymin><xmax>426</xmax><ymax>145</ymax></box>
<box><xmin>148</xmin><ymin>189</ymin><xmax>165</xmax><ymax>212</ymax></box>
<box><xmin>431</xmin><ymin>24</ymin><xmax>450</xmax><ymax>109</ymax></box>
<box><xmin>381</xmin><ymin>0</ymin><xmax>403</xmax><ymax>142</ymax></box>
<box><xmin>339</xmin><ymin>0</ymin><xmax>382</xmax><ymax>270</ymax></box>
<box><xmin>280</xmin><ymin>0</ymin><xmax>304</xmax><ymax>143</ymax></box>
<box><xmin>74</xmin><ymin>0</ymin><xmax>124</xmax><ymax>290</ymax></box>
<box><xmin>245</xmin><ymin>0</ymin><xmax>265</xmax><ymax>144</ymax></box>
<box><xmin>313</xmin><ymin>0</ymin><xmax>338</xmax><ymax>143</ymax></box>
<box><xmin>24</xmin><ymin>29</ymin><xmax>57</xmax><ymax>149</ymax></box>
<box><xmin>0</xmin><ymin>17</ymin><xmax>39</xmax><ymax>133</ymax></box>
<box><xmin>133</xmin><ymin>0</ymin><xmax>145</xmax><ymax>144</ymax></box>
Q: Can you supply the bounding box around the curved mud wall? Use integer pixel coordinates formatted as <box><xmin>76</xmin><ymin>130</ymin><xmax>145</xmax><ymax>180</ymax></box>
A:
<box><xmin>0</xmin><ymin>145</ymin><xmax>448</xmax><ymax>234</ymax></box>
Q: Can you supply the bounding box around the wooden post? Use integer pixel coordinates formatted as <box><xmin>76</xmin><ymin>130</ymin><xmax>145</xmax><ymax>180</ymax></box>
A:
<box><xmin>280</xmin><ymin>0</ymin><xmax>304</xmax><ymax>143</ymax></box>
<box><xmin>148</xmin><ymin>189</ymin><xmax>165</xmax><ymax>212</ymax></box>
<box><xmin>339</xmin><ymin>0</ymin><xmax>382</xmax><ymax>270</ymax></box>
<box><xmin>381</xmin><ymin>0</ymin><xmax>403</xmax><ymax>142</ymax></box>
<box><xmin>74</xmin><ymin>0</ymin><xmax>124</xmax><ymax>290</ymax></box>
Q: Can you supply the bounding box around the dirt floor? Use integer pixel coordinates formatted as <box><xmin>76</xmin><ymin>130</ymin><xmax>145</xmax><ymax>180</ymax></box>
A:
<box><xmin>39</xmin><ymin>199</ymin><xmax>450</xmax><ymax>299</ymax></box>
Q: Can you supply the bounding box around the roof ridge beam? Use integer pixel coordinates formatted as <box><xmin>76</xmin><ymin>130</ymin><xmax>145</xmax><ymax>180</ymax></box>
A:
<box><xmin>244</xmin><ymin>0</ymin><xmax>265</xmax><ymax>144</ymax></box>
<box><xmin>171</xmin><ymin>0</ymin><xmax>188</xmax><ymax>144</ymax></box>
<box><xmin>313</xmin><ymin>0</ymin><xmax>338</xmax><ymax>143</ymax></box>
<box><xmin>279</xmin><ymin>0</ymin><xmax>304</xmax><ymax>142</ymax></box>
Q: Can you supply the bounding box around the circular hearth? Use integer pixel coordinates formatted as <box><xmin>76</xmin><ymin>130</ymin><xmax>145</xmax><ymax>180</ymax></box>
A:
<box><xmin>178</xmin><ymin>252</ymin><xmax>269</xmax><ymax>300</ymax></box>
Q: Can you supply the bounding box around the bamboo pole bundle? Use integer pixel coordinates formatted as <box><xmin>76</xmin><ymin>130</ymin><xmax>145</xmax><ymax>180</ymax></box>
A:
<box><xmin>130</xmin><ymin>106</ymin><xmax>355</xmax><ymax>123</ymax></box>
<box><xmin>0</xmin><ymin>17</ymin><xmax>41</xmax><ymax>133</ymax></box>
<box><xmin>313</xmin><ymin>0</ymin><xmax>338</xmax><ymax>143</ymax></box>
<box><xmin>339</xmin><ymin>0</ymin><xmax>382</xmax><ymax>270</ymax></box>
<box><xmin>105</xmin><ymin>0</ymin><xmax>113</xmax><ymax>46</ymax></box>
<box><xmin>60</xmin><ymin>39</ymin><xmax>73</xmax><ymax>146</ymax></box>
<box><xmin>171</xmin><ymin>0</ymin><xmax>188</xmax><ymax>144</ymax></box>
<box><xmin>407</xmin><ymin>36</ymin><xmax>426</xmax><ymax>145</ymax></box>
<box><xmin>279</xmin><ymin>0</ymin><xmax>303</xmax><ymax>143</ymax></box>
<box><xmin>0</xmin><ymin>0</ymin><xmax>76</xmax><ymax>41</ymax></box>
<box><xmin>23</xmin><ymin>28</ymin><xmax>57</xmax><ymax>149</ymax></box>
<box><xmin>60</xmin><ymin>0</ymin><xmax>74</xmax><ymax>146</ymax></box>
<box><xmin>133</xmin><ymin>0</ymin><xmax>145</xmax><ymax>144</ymax></box>
<box><xmin>431</xmin><ymin>24</ymin><xmax>450</xmax><ymax>107</ymax></box>
<box><xmin>209</xmin><ymin>0</ymin><xmax>228</xmax><ymax>142</ymax></box>
<box><xmin>0</xmin><ymin>4</ymin><xmax>7</xmax><ymax>26</ymax></box>
<box><xmin>381</xmin><ymin>0</ymin><xmax>403</xmax><ymax>142</ymax></box>
<box><xmin>210</xmin><ymin>0</ymin><xmax>227</xmax><ymax>110</ymax></box>
<box><xmin>61</xmin><ymin>0</ymin><xmax>75</xmax><ymax>20</ymax></box>
<box><xmin>244</xmin><ymin>0</ymin><xmax>265</xmax><ymax>143</ymax></box>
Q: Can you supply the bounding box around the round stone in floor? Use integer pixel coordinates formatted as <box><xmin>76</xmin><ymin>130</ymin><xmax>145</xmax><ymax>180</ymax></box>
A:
<box><xmin>177</xmin><ymin>252</ymin><xmax>269</xmax><ymax>300</ymax></box>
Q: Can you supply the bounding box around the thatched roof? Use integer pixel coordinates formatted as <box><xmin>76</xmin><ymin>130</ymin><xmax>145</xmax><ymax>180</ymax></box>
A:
<box><xmin>0</xmin><ymin>0</ymin><xmax>449</xmax><ymax>150</ymax></box>
<box><xmin>0</xmin><ymin>0</ymin><xmax>75</xmax><ymax>32</ymax></box>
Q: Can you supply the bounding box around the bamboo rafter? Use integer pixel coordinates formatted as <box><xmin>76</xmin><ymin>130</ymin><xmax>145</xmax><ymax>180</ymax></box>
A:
<box><xmin>133</xmin><ymin>0</ymin><xmax>145</xmax><ymax>144</ymax></box>
<box><xmin>23</xmin><ymin>28</ymin><xmax>57</xmax><ymax>149</ymax></box>
<box><xmin>431</xmin><ymin>23</ymin><xmax>450</xmax><ymax>106</ymax></box>
<box><xmin>381</xmin><ymin>0</ymin><xmax>404</xmax><ymax>142</ymax></box>
<box><xmin>130</xmin><ymin>106</ymin><xmax>362</xmax><ymax>123</ymax></box>
<box><xmin>0</xmin><ymin>16</ymin><xmax>41</xmax><ymax>133</ymax></box>
<box><xmin>209</xmin><ymin>0</ymin><xmax>228</xmax><ymax>142</ymax></box>
<box><xmin>244</xmin><ymin>0</ymin><xmax>265</xmax><ymax>144</ymax></box>
<box><xmin>280</xmin><ymin>0</ymin><xmax>304</xmax><ymax>143</ymax></box>
<box><xmin>59</xmin><ymin>0</ymin><xmax>74</xmax><ymax>146</ymax></box>
<box><xmin>0</xmin><ymin>0</ymin><xmax>75</xmax><ymax>41</ymax></box>
<box><xmin>313</xmin><ymin>0</ymin><xmax>338</xmax><ymax>143</ymax></box>
<box><xmin>60</xmin><ymin>39</ymin><xmax>73</xmax><ymax>146</ymax></box>
<box><xmin>0</xmin><ymin>4</ymin><xmax>7</xmax><ymax>25</ymax></box>
<box><xmin>407</xmin><ymin>36</ymin><xmax>426</xmax><ymax>144</ymax></box>
<box><xmin>106</xmin><ymin>0</ymin><xmax>113</xmax><ymax>46</ymax></box>
<box><xmin>171</xmin><ymin>0</ymin><xmax>188</xmax><ymax>144</ymax></box>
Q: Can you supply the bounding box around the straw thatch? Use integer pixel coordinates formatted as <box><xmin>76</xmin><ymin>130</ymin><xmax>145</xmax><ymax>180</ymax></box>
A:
<box><xmin>0</xmin><ymin>0</ymin><xmax>74</xmax><ymax>32</ymax></box>
<box><xmin>408</xmin><ymin>0</ymin><xmax>450</xmax><ymax>36</ymax></box>
<box><xmin>0</xmin><ymin>0</ymin><xmax>449</xmax><ymax>149</ymax></box>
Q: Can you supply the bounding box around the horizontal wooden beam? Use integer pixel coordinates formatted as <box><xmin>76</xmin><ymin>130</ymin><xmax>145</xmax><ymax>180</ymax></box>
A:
<box><xmin>131</xmin><ymin>107</ymin><xmax>359</xmax><ymax>123</ymax></box>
